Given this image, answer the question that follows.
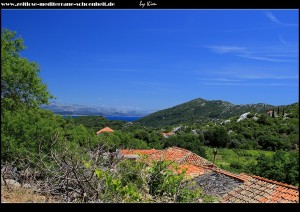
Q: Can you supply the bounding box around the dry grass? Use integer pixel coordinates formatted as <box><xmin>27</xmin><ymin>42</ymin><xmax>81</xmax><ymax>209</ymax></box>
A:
<box><xmin>1</xmin><ymin>185</ymin><xmax>61</xmax><ymax>203</ymax></box>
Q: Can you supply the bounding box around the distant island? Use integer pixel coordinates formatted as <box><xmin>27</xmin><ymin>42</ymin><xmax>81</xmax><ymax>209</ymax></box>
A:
<box><xmin>40</xmin><ymin>102</ymin><xmax>151</xmax><ymax>117</ymax></box>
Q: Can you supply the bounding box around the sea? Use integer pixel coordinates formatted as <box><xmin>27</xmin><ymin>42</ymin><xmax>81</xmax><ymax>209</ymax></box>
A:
<box><xmin>63</xmin><ymin>115</ymin><xmax>142</xmax><ymax>122</ymax></box>
<box><xmin>104</xmin><ymin>116</ymin><xmax>142</xmax><ymax>122</ymax></box>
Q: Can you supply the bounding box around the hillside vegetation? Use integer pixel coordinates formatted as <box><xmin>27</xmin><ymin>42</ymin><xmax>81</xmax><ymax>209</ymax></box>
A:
<box><xmin>137</xmin><ymin>98</ymin><xmax>273</xmax><ymax>127</ymax></box>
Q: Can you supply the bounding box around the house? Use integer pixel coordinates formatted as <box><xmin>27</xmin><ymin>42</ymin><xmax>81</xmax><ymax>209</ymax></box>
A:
<box><xmin>161</xmin><ymin>132</ymin><xmax>175</xmax><ymax>138</ymax></box>
<box><xmin>96</xmin><ymin>127</ymin><xmax>114</xmax><ymax>135</ymax></box>
<box><xmin>120</xmin><ymin>146</ymin><xmax>215</xmax><ymax>177</ymax></box>
<box><xmin>119</xmin><ymin>149</ymin><xmax>160</xmax><ymax>159</ymax></box>
<box><xmin>119</xmin><ymin>146</ymin><xmax>299</xmax><ymax>203</ymax></box>
<box><xmin>267</xmin><ymin>110</ymin><xmax>273</xmax><ymax>117</ymax></box>
<box><xmin>146</xmin><ymin>146</ymin><xmax>214</xmax><ymax>167</ymax></box>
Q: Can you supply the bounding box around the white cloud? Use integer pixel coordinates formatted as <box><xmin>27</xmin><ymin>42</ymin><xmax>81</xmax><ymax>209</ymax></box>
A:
<box><xmin>107</xmin><ymin>68</ymin><xmax>140</xmax><ymax>73</ymax></box>
<box><xmin>206</xmin><ymin>46</ymin><xmax>245</xmax><ymax>54</ymax></box>
<box><xmin>224</xmin><ymin>26</ymin><xmax>278</xmax><ymax>32</ymax></box>
<box><xmin>237</xmin><ymin>54</ymin><xmax>296</xmax><ymax>63</ymax></box>
<box><xmin>279</xmin><ymin>35</ymin><xmax>290</xmax><ymax>46</ymax></box>
<box><xmin>203</xmin><ymin>82</ymin><xmax>297</xmax><ymax>87</ymax></box>
<box><xmin>237</xmin><ymin>74</ymin><xmax>298</xmax><ymax>80</ymax></box>
<box><xmin>129</xmin><ymin>81</ymin><xmax>175</xmax><ymax>87</ymax></box>
<box><xmin>264</xmin><ymin>11</ymin><xmax>298</xmax><ymax>27</ymax></box>
<box><xmin>201</xmin><ymin>78</ymin><xmax>242</xmax><ymax>82</ymax></box>
<box><xmin>206</xmin><ymin>45</ymin><xmax>298</xmax><ymax>63</ymax></box>
<box><xmin>264</xmin><ymin>11</ymin><xmax>282</xmax><ymax>24</ymax></box>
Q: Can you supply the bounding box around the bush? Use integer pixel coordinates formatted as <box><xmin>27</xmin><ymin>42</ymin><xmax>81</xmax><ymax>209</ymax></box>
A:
<box><xmin>246</xmin><ymin>151</ymin><xmax>299</xmax><ymax>186</ymax></box>
<box><xmin>230</xmin><ymin>161</ymin><xmax>242</xmax><ymax>169</ymax></box>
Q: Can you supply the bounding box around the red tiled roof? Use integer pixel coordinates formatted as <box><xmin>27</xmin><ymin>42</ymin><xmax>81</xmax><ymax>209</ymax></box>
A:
<box><xmin>213</xmin><ymin>169</ymin><xmax>252</xmax><ymax>182</ymax></box>
<box><xmin>238</xmin><ymin>173</ymin><xmax>253</xmax><ymax>182</ymax></box>
<box><xmin>96</xmin><ymin>127</ymin><xmax>114</xmax><ymax>134</ymax></box>
<box><xmin>148</xmin><ymin>147</ymin><xmax>214</xmax><ymax>167</ymax></box>
<box><xmin>161</xmin><ymin>132</ymin><xmax>175</xmax><ymax>137</ymax></box>
<box><xmin>120</xmin><ymin>147</ymin><xmax>213</xmax><ymax>178</ymax></box>
<box><xmin>180</xmin><ymin>151</ymin><xmax>214</xmax><ymax>167</ymax></box>
<box><xmin>251</xmin><ymin>175</ymin><xmax>298</xmax><ymax>190</ymax></box>
<box><xmin>148</xmin><ymin>147</ymin><xmax>188</xmax><ymax>162</ymax></box>
<box><xmin>119</xmin><ymin>146</ymin><xmax>299</xmax><ymax>203</ymax></box>
<box><xmin>174</xmin><ymin>163</ymin><xmax>212</xmax><ymax>178</ymax></box>
<box><xmin>221</xmin><ymin>177</ymin><xmax>299</xmax><ymax>203</ymax></box>
<box><xmin>120</xmin><ymin>149</ymin><xmax>160</xmax><ymax>156</ymax></box>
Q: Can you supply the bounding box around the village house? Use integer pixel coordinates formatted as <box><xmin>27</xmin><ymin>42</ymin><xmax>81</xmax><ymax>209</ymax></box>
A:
<box><xmin>267</xmin><ymin>110</ymin><xmax>274</xmax><ymax>117</ymax></box>
<box><xmin>96</xmin><ymin>126</ymin><xmax>114</xmax><ymax>135</ymax></box>
<box><xmin>119</xmin><ymin>146</ymin><xmax>299</xmax><ymax>203</ymax></box>
<box><xmin>161</xmin><ymin>131</ymin><xmax>175</xmax><ymax>138</ymax></box>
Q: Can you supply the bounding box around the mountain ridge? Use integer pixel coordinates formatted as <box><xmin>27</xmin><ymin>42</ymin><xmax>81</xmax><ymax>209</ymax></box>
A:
<box><xmin>40</xmin><ymin>102</ymin><xmax>151</xmax><ymax>117</ymax></box>
<box><xmin>136</xmin><ymin>98</ymin><xmax>297</xmax><ymax>127</ymax></box>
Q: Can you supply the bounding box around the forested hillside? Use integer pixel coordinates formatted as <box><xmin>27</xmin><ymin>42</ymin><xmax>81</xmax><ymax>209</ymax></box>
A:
<box><xmin>137</xmin><ymin>98</ymin><xmax>273</xmax><ymax>127</ymax></box>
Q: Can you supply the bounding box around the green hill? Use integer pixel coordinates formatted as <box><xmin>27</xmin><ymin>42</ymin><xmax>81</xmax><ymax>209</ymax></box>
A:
<box><xmin>136</xmin><ymin>98</ymin><xmax>276</xmax><ymax>127</ymax></box>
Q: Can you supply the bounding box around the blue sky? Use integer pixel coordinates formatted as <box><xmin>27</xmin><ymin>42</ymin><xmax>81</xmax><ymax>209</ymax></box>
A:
<box><xmin>2</xmin><ymin>10</ymin><xmax>299</xmax><ymax>112</ymax></box>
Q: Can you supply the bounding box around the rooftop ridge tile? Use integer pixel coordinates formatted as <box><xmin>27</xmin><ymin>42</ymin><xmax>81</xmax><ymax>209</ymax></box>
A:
<box><xmin>250</xmin><ymin>175</ymin><xmax>298</xmax><ymax>190</ymax></box>
<box><xmin>211</xmin><ymin>168</ymin><xmax>250</xmax><ymax>182</ymax></box>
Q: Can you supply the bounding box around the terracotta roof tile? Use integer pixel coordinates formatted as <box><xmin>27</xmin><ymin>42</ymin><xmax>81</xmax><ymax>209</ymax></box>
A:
<box><xmin>147</xmin><ymin>147</ymin><xmax>186</xmax><ymax>162</ymax></box>
<box><xmin>148</xmin><ymin>147</ymin><xmax>214</xmax><ymax>167</ymax></box>
<box><xmin>161</xmin><ymin>132</ymin><xmax>175</xmax><ymax>137</ymax></box>
<box><xmin>120</xmin><ymin>149</ymin><xmax>160</xmax><ymax>156</ymax></box>
<box><xmin>173</xmin><ymin>163</ymin><xmax>212</xmax><ymax>178</ymax></box>
<box><xmin>96</xmin><ymin>127</ymin><xmax>114</xmax><ymax>134</ymax></box>
<box><xmin>251</xmin><ymin>175</ymin><xmax>298</xmax><ymax>190</ymax></box>
<box><xmin>181</xmin><ymin>152</ymin><xmax>214</xmax><ymax>167</ymax></box>
<box><xmin>213</xmin><ymin>169</ymin><xmax>251</xmax><ymax>182</ymax></box>
<box><xmin>221</xmin><ymin>178</ymin><xmax>299</xmax><ymax>203</ymax></box>
<box><xmin>120</xmin><ymin>147</ymin><xmax>298</xmax><ymax>203</ymax></box>
<box><xmin>121</xmin><ymin>147</ymin><xmax>214</xmax><ymax>178</ymax></box>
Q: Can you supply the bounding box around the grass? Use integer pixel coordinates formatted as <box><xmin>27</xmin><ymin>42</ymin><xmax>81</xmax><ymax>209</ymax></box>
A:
<box><xmin>203</xmin><ymin>147</ymin><xmax>275</xmax><ymax>173</ymax></box>
<box><xmin>1</xmin><ymin>185</ymin><xmax>61</xmax><ymax>203</ymax></box>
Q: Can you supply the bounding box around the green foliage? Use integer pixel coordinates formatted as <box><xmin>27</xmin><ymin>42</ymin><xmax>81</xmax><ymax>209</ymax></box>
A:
<box><xmin>223</xmin><ymin>106</ymin><xmax>299</xmax><ymax>151</ymax></box>
<box><xmin>97</xmin><ymin>131</ymin><xmax>148</xmax><ymax>151</ymax></box>
<box><xmin>1</xmin><ymin>29</ymin><xmax>53</xmax><ymax>112</ymax></box>
<box><xmin>91</xmin><ymin>158</ymin><xmax>208</xmax><ymax>203</ymax></box>
<box><xmin>246</xmin><ymin>113</ymin><xmax>254</xmax><ymax>118</ymax></box>
<box><xmin>1</xmin><ymin>108</ymin><xmax>65</xmax><ymax>161</ymax></box>
<box><xmin>97</xmin><ymin>169</ymin><xmax>142</xmax><ymax>202</ymax></box>
<box><xmin>116</xmin><ymin>159</ymin><xmax>146</xmax><ymax>189</ymax></box>
<box><xmin>246</xmin><ymin>150</ymin><xmax>299</xmax><ymax>186</ymax></box>
<box><xmin>137</xmin><ymin>98</ymin><xmax>272</xmax><ymax>128</ymax></box>
<box><xmin>147</xmin><ymin>160</ymin><xmax>205</xmax><ymax>202</ymax></box>
<box><xmin>203</xmin><ymin>146</ymin><xmax>275</xmax><ymax>174</ymax></box>
<box><xmin>257</xmin><ymin>134</ymin><xmax>288</xmax><ymax>151</ymax></box>
<box><xmin>133</xmin><ymin>129</ymin><xmax>150</xmax><ymax>143</ymax></box>
<box><xmin>73</xmin><ymin>115</ymin><xmax>126</xmax><ymax>132</ymax></box>
<box><xmin>164</xmin><ymin>133</ymin><xmax>207</xmax><ymax>158</ymax></box>
<box><xmin>204</xmin><ymin>126</ymin><xmax>230</xmax><ymax>148</ymax></box>
<box><xmin>257</xmin><ymin>114</ymin><xmax>270</xmax><ymax>125</ymax></box>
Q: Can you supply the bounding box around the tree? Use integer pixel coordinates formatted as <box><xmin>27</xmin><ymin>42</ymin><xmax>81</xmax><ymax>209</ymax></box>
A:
<box><xmin>246</xmin><ymin>151</ymin><xmax>299</xmax><ymax>186</ymax></box>
<box><xmin>1</xmin><ymin>29</ymin><xmax>53</xmax><ymax>112</ymax></box>
<box><xmin>257</xmin><ymin>114</ymin><xmax>269</xmax><ymax>125</ymax></box>
<box><xmin>204</xmin><ymin>126</ymin><xmax>230</xmax><ymax>148</ymax></box>
<box><xmin>133</xmin><ymin>129</ymin><xmax>150</xmax><ymax>143</ymax></box>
